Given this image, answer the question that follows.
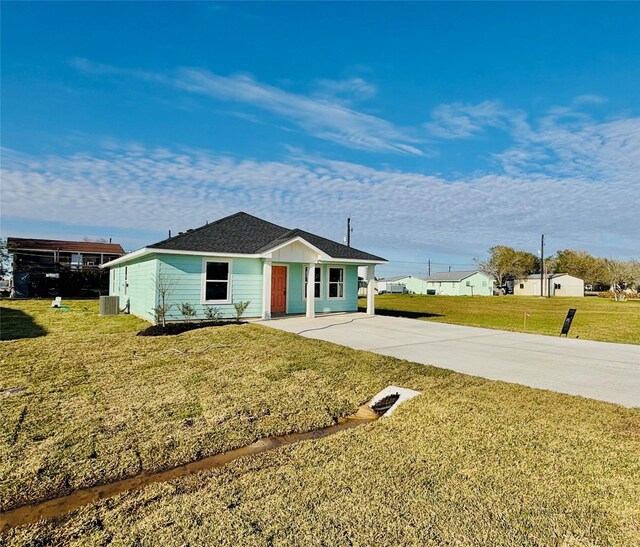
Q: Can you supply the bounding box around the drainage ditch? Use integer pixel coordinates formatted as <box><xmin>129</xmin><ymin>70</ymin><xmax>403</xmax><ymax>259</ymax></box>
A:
<box><xmin>0</xmin><ymin>404</ymin><xmax>381</xmax><ymax>532</ymax></box>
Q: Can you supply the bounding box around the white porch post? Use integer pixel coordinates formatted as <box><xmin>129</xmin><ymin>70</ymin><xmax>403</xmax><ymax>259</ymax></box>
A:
<box><xmin>366</xmin><ymin>264</ymin><xmax>376</xmax><ymax>315</ymax></box>
<box><xmin>262</xmin><ymin>259</ymin><xmax>272</xmax><ymax>320</ymax></box>
<box><xmin>306</xmin><ymin>263</ymin><xmax>315</xmax><ymax>318</ymax></box>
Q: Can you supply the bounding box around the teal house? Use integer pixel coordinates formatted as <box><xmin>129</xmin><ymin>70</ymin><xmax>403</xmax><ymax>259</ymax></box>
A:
<box><xmin>102</xmin><ymin>212</ymin><xmax>386</xmax><ymax>323</ymax></box>
<box><xmin>423</xmin><ymin>270</ymin><xmax>494</xmax><ymax>296</ymax></box>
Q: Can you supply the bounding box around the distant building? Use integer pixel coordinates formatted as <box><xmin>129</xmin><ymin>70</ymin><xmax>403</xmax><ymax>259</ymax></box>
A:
<box><xmin>7</xmin><ymin>237</ymin><xmax>125</xmax><ymax>297</ymax></box>
<box><xmin>514</xmin><ymin>273</ymin><xmax>584</xmax><ymax>297</ymax></box>
<box><xmin>423</xmin><ymin>270</ymin><xmax>494</xmax><ymax>296</ymax></box>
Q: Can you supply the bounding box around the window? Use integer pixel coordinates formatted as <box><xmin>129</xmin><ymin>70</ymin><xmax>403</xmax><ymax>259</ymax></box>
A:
<box><xmin>328</xmin><ymin>267</ymin><xmax>345</xmax><ymax>299</ymax></box>
<box><xmin>482</xmin><ymin>281</ymin><xmax>487</xmax><ymax>287</ymax></box>
<box><xmin>519</xmin><ymin>283</ymin><xmax>524</xmax><ymax>289</ymax></box>
<box><xmin>554</xmin><ymin>283</ymin><xmax>561</xmax><ymax>290</ymax></box>
<box><xmin>465</xmin><ymin>281</ymin><xmax>471</xmax><ymax>287</ymax></box>
<box><xmin>71</xmin><ymin>253</ymin><xmax>81</xmax><ymax>269</ymax></box>
<box><xmin>304</xmin><ymin>266</ymin><xmax>321</xmax><ymax>299</ymax></box>
<box><xmin>203</xmin><ymin>261</ymin><xmax>230</xmax><ymax>302</ymax></box>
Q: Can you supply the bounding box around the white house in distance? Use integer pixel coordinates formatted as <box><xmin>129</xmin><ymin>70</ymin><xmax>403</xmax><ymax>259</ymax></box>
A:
<box><xmin>376</xmin><ymin>275</ymin><xmax>426</xmax><ymax>294</ymax></box>
<box><xmin>423</xmin><ymin>270</ymin><xmax>494</xmax><ymax>296</ymax></box>
<box><xmin>514</xmin><ymin>273</ymin><xmax>584</xmax><ymax>297</ymax></box>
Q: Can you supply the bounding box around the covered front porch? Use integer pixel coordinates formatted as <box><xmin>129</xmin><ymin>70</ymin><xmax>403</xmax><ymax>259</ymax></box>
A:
<box><xmin>259</xmin><ymin>237</ymin><xmax>380</xmax><ymax>320</ymax></box>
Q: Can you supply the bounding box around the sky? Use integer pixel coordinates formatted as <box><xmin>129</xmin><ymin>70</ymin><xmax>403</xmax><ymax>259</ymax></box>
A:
<box><xmin>2</xmin><ymin>2</ymin><xmax>639</xmax><ymax>277</ymax></box>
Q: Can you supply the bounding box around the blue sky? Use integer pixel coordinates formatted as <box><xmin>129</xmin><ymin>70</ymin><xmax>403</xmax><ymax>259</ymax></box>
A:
<box><xmin>2</xmin><ymin>2</ymin><xmax>639</xmax><ymax>277</ymax></box>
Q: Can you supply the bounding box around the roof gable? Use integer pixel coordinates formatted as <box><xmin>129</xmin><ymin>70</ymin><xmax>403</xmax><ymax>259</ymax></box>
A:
<box><xmin>425</xmin><ymin>270</ymin><xmax>481</xmax><ymax>282</ymax></box>
<box><xmin>147</xmin><ymin>212</ymin><xmax>386</xmax><ymax>262</ymax></box>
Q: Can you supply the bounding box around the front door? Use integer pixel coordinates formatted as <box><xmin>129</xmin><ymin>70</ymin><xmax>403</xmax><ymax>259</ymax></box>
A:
<box><xmin>271</xmin><ymin>266</ymin><xmax>287</xmax><ymax>313</ymax></box>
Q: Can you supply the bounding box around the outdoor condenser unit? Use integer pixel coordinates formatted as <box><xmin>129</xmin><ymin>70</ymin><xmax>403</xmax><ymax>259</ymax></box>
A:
<box><xmin>99</xmin><ymin>295</ymin><xmax>120</xmax><ymax>316</ymax></box>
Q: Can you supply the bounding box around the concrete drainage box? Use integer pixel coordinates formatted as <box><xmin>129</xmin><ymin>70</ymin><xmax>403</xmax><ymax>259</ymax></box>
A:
<box><xmin>368</xmin><ymin>386</ymin><xmax>421</xmax><ymax>417</ymax></box>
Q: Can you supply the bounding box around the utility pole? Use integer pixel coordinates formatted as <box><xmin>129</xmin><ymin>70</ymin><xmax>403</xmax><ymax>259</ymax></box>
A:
<box><xmin>346</xmin><ymin>218</ymin><xmax>352</xmax><ymax>247</ymax></box>
<box><xmin>427</xmin><ymin>259</ymin><xmax>431</xmax><ymax>276</ymax></box>
<box><xmin>540</xmin><ymin>234</ymin><xmax>545</xmax><ymax>298</ymax></box>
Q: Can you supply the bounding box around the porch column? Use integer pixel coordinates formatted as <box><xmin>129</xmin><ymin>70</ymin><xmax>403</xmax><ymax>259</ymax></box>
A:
<box><xmin>366</xmin><ymin>264</ymin><xmax>376</xmax><ymax>315</ymax></box>
<box><xmin>306</xmin><ymin>263</ymin><xmax>315</xmax><ymax>318</ymax></box>
<box><xmin>262</xmin><ymin>259</ymin><xmax>272</xmax><ymax>320</ymax></box>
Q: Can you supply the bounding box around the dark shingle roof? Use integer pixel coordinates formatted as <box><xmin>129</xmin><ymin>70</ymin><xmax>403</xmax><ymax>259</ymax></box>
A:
<box><xmin>7</xmin><ymin>237</ymin><xmax>125</xmax><ymax>255</ymax></box>
<box><xmin>148</xmin><ymin>212</ymin><xmax>386</xmax><ymax>262</ymax></box>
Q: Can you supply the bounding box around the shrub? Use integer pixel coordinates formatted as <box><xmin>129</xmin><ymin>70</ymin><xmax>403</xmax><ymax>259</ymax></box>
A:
<box><xmin>179</xmin><ymin>302</ymin><xmax>197</xmax><ymax>322</ymax></box>
<box><xmin>233</xmin><ymin>300</ymin><xmax>251</xmax><ymax>322</ymax></box>
<box><xmin>203</xmin><ymin>306</ymin><xmax>222</xmax><ymax>321</ymax></box>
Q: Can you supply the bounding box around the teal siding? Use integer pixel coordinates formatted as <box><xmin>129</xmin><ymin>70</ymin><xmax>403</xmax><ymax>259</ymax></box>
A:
<box><xmin>109</xmin><ymin>253</ymin><xmax>362</xmax><ymax>323</ymax></box>
<box><xmin>109</xmin><ymin>256</ymin><xmax>158</xmax><ymax>321</ymax></box>
<box><xmin>158</xmin><ymin>254</ymin><xmax>262</xmax><ymax>321</ymax></box>
<box><xmin>287</xmin><ymin>263</ymin><xmax>359</xmax><ymax>314</ymax></box>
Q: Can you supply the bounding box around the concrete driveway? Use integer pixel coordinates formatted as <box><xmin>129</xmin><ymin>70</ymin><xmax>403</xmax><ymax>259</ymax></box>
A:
<box><xmin>259</xmin><ymin>313</ymin><xmax>640</xmax><ymax>407</ymax></box>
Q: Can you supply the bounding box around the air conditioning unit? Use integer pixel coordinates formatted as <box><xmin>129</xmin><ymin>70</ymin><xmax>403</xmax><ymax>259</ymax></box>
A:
<box><xmin>99</xmin><ymin>295</ymin><xmax>120</xmax><ymax>316</ymax></box>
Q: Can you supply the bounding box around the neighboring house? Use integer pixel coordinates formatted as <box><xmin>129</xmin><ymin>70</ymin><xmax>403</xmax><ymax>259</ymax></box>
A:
<box><xmin>102</xmin><ymin>212</ymin><xmax>387</xmax><ymax>322</ymax></box>
<box><xmin>377</xmin><ymin>275</ymin><xmax>427</xmax><ymax>294</ymax></box>
<box><xmin>424</xmin><ymin>270</ymin><xmax>494</xmax><ymax>296</ymax></box>
<box><xmin>7</xmin><ymin>237</ymin><xmax>125</xmax><ymax>297</ymax></box>
<box><xmin>514</xmin><ymin>273</ymin><xmax>584</xmax><ymax>297</ymax></box>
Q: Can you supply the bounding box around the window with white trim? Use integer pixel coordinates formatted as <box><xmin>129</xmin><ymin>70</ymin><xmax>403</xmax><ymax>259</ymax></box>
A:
<box><xmin>304</xmin><ymin>266</ymin><xmax>321</xmax><ymax>299</ymax></box>
<box><xmin>328</xmin><ymin>267</ymin><xmax>345</xmax><ymax>299</ymax></box>
<box><xmin>204</xmin><ymin>261</ymin><xmax>230</xmax><ymax>302</ymax></box>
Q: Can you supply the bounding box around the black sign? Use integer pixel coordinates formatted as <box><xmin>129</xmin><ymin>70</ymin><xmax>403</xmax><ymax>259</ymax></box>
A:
<box><xmin>560</xmin><ymin>308</ymin><xmax>577</xmax><ymax>336</ymax></box>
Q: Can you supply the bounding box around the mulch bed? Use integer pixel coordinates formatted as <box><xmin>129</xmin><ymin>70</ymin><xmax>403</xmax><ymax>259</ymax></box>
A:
<box><xmin>137</xmin><ymin>321</ymin><xmax>245</xmax><ymax>337</ymax></box>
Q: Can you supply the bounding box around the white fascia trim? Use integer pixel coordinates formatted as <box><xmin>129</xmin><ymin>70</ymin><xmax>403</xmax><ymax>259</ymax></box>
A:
<box><xmin>100</xmin><ymin>248</ymin><xmax>149</xmax><ymax>268</ymax></box>
<box><xmin>319</xmin><ymin>258</ymin><xmax>388</xmax><ymax>265</ymax></box>
<box><xmin>101</xmin><ymin>247</ymin><xmax>261</xmax><ymax>268</ymax></box>
<box><xmin>259</xmin><ymin>236</ymin><xmax>329</xmax><ymax>261</ymax></box>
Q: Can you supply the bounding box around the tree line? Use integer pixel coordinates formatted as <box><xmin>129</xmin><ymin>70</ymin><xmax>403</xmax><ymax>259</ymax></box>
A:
<box><xmin>477</xmin><ymin>246</ymin><xmax>640</xmax><ymax>300</ymax></box>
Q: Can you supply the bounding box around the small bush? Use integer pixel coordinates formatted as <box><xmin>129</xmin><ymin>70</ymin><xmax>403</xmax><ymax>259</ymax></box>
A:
<box><xmin>179</xmin><ymin>302</ymin><xmax>197</xmax><ymax>322</ymax></box>
<box><xmin>234</xmin><ymin>300</ymin><xmax>251</xmax><ymax>322</ymax></box>
<box><xmin>153</xmin><ymin>303</ymin><xmax>172</xmax><ymax>327</ymax></box>
<box><xmin>204</xmin><ymin>306</ymin><xmax>222</xmax><ymax>321</ymax></box>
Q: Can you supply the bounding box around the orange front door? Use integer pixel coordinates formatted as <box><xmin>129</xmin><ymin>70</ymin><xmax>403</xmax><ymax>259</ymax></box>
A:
<box><xmin>271</xmin><ymin>266</ymin><xmax>287</xmax><ymax>313</ymax></box>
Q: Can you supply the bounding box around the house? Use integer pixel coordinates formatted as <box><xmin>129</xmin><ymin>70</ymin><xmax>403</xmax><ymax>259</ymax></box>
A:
<box><xmin>377</xmin><ymin>275</ymin><xmax>427</xmax><ymax>294</ymax></box>
<box><xmin>514</xmin><ymin>273</ymin><xmax>584</xmax><ymax>297</ymax></box>
<box><xmin>7</xmin><ymin>237</ymin><xmax>125</xmax><ymax>297</ymax></box>
<box><xmin>102</xmin><ymin>212</ymin><xmax>387</xmax><ymax>322</ymax></box>
<box><xmin>423</xmin><ymin>270</ymin><xmax>494</xmax><ymax>296</ymax></box>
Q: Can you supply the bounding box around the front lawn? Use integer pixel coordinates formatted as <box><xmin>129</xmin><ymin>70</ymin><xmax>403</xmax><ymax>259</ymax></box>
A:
<box><xmin>0</xmin><ymin>300</ymin><xmax>440</xmax><ymax>512</ymax></box>
<box><xmin>359</xmin><ymin>294</ymin><xmax>640</xmax><ymax>344</ymax></box>
<box><xmin>1</xmin><ymin>300</ymin><xmax>639</xmax><ymax>544</ymax></box>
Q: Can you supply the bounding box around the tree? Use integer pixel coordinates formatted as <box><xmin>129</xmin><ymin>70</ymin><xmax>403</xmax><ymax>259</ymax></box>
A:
<box><xmin>601</xmin><ymin>259</ymin><xmax>640</xmax><ymax>301</ymax></box>
<box><xmin>477</xmin><ymin>246</ymin><xmax>538</xmax><ymax>289</ymax></box>
<box><xmin>0</xmin><ymin>238</ymin><xmax>11</xmax><ymax>279</ymax></box>
<box><xmin>552</xmin><ymin>249</ymin><xmax>605</xmax><ymax>287</ymax></box>
<box><xmin>152</xmin><ymin>273</ymin><xmax>175</xmax><ymax>327</ymax></box>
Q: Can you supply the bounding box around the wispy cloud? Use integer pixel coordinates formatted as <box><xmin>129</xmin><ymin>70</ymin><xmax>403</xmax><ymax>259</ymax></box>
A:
<box><xmin>3</xmin><ymin>111</ymin><xmax>638</xmax><ymax>258</ymax></box>
<box><xmin>424</xmin><ymin>101</ymin><xmax>525</xmax><ymax>139</ymax></box>
<box><xmin>573</xmin><ymin>94</ymin><xmax>608</xmax><ymax>105</ymax></box>
<box><xmin>72</xmin><ymin>59</ymin><xmax>423</xmax><ymax>156</ymax></box>
<box><xmin>312</xmin><ymin>77</ymin><xmax>377</xmax><ymax>103</ymax></box>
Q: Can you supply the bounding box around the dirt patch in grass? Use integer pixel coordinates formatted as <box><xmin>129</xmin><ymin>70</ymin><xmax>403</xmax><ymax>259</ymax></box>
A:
<box><xmin>137</xmin><ymin>320</ymin><xmax>246</xmax><ymax>336</ymax></box>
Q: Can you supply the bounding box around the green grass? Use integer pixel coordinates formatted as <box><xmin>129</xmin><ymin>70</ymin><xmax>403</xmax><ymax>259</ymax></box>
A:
<box><xmin>359</xmin><ymin>294</ymin><xmax>640</xmax><ymax>344</ymax></box>
<box><xmin>0</xmin><ymin>300</ymin><xmax>442</xmax><ymax>512</ymax></box>
<box><xmin>2</xmin><ymin>300</ymin><xmax>640</xmax><ymax>545</ymax></box>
